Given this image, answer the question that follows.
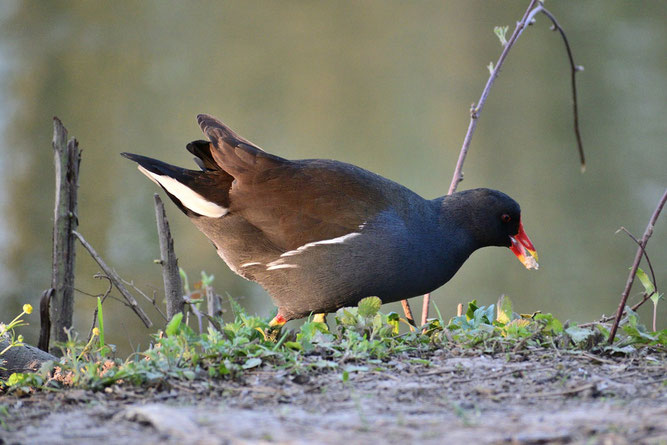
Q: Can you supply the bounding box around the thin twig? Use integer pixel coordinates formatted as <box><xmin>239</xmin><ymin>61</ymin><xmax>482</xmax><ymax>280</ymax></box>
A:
<box><xmin>447</xmin><ymin>0</ymin><xmax>540</xmax><ymax>195</ymax></box>
<box><xmin>447</xmin><ymin>2</ymin><xmax>584</xmax><ymax>195</ymax></box>
<box><xmin>608</xmin><ymin>189</ymin><xmax>667</xmax><ymax>343</ymax></box>
<box><xmin>184</xmin><ymin>296</ymin><xmax>205</xmax><ymax>334</ymax></box>
<box><xmin>73</xmin><ymin>230</ymin><xmax>153</xmax><ymax>328</ymax></box>
<box><xmin>405</xmin><ymin>2</ymin><xmax>586</xmax><ymax>325</ymax></box>
<box><xmin>121</xmin><ymin>279</ymin><xmax>169</xmax><ymax>322</ymax></box>
<box><xmin>617</xmin><ymin>226</ymin><xmax>660</xmax><ymax>331</ymax></box>
<box><xmin>420</xmin><ymin>294</ymin><xmax>429</xmax><ymax>327</ymax></box>
<box><xmin>540</xmin><ymin>5</ymin><xmax>586</xmax><ymax>171</ymax></box>
<box><xmin>74</xmin><ymin>286</ymin><xmax>126</xmax><ymax>306</ymax></box>
<box><xmin>417</xmin><ymin>0</ymin><xmax>586</xmax><ymax>322</ymax></box>
<box><xmin>578</xmin><ymin>292</ymin><xmax>653</xmax><ymax>328</ymax></box>
<box><xmin>617</xmin><ymin>226</ymin><xmax>658</xmax><ymax>297</ymax></box>
<box><xmin>86</xmin><ymin>274</ymin><xmax>113</xmax><ymax>343</ymax></box>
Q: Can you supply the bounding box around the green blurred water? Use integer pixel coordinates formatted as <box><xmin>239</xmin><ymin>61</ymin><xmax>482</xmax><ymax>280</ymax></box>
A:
<box><xmin>1</xmin><ymin>1</ymin><xmax>665</xmax><ymax>354</ymax></box>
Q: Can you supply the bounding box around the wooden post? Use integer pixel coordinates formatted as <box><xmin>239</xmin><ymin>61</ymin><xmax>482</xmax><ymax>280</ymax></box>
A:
<box><xmin>206</xmin><ymin>286</ymin><xmax>222</xmax><ymax>319</ymax></box>
<box><xmin>37</xmin><ymin>288</ymin><xmax>53</xmax><ymax>352</ymax></box>
<box><xmin>153</xmin><ymin>194</ymin><xmax>184</xmax><ymax>320</ymax></box>
<box><xmin>50</xmin><ymin>117</ymin><xmax>80</xmax><ymax>350</ymax></box>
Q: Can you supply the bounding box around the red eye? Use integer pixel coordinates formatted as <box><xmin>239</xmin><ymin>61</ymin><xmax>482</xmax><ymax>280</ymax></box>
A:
<box><xmin>501</xmin><ymin>214</ymin><xmax>511</xmax><ymax>223</ymax></box>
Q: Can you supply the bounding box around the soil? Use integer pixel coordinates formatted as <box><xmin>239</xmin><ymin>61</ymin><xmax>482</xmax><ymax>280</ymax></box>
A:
<box><xmin>1</xmin><ymin>348</ymin><xmax>666</xmax><ymax>445</ymax></box>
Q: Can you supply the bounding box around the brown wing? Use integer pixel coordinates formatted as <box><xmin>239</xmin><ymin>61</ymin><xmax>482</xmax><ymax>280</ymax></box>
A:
<box><xmin>197</xmin><ymin>114</ymin><xmax>398</xmax><ymax>251</ymax></box>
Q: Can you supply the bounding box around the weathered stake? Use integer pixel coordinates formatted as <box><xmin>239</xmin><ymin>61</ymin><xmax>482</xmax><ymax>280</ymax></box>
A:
<box><xmin>37</xmin><ymin>288</ymin><xmax>53</xmax><ymax>352</ymax></box>
<box><xmin>153</xmin><ymin>194</ymin><xmax>184</xmax><ymax>320</ymax></box>
<box><xmin>49</xmin><ymin>117</ymin><xmax>80</xmax><ymax>351</ymax></box>
<box><xmin>206</xmin><ymin>286</ymin><xmax>222</xmax><ymax>319</ymax></box>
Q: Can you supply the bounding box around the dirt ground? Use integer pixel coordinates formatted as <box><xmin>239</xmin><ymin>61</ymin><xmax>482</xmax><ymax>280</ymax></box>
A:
<box><xmin>1</xmin><ymin>348</ymin><xmax>666</xmax><ymax>445</ymax></box>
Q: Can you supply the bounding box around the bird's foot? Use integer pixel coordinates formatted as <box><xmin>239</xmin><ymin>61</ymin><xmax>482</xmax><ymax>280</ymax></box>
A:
<box><xmin>312</xmin><ymin>313</ymin><xmax>329</xmax><ymax>331</ymax></box>
<box><xmin>263</xmin><ymin>314</ymin><xmax>287</xmax><ymax>342</ymax></box>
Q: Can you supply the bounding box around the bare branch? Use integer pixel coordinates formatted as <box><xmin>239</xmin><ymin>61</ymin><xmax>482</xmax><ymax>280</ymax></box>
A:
<box><xmin>608</xmin><ymin>189</ymin><xmax>667</xmax><ymax>343</ymax></box>
<box><xmin>447</xmin><ymin>0</ymin><xmax>540</xmax><ymax>195</ymax></box>
<box><xmin>86</xmin><ymin>274</ymin><xmax>113</xmax><ymax>343</ymax></box>
<box><xmin>73</xmin><ymin>230</ymin><xmax>153</xmax><ymax>328</ymax></box>
<box><xmin>616</xmin><ymin>227</ymin><xmax>658</xmax><ymax>298</ymax></box>
<box><xmin>416</xmin><ymin>0</ymin><xmax>587</xmax><ymax>323</ymax></box>
<box><xmin>121</xmin><ymin>279</ymin><xmax>169</xmax><ymax>322</ymax></box>
<box><xmin>539</xmin><ymin>6</ymin><xmax>586</xmax><ymax>172</ymax></box>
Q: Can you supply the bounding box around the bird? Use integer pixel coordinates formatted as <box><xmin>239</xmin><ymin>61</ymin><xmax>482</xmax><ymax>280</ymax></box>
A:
<box><xmin>122</xmin><ymin>114</ymin><xmax>538</xmax><ymax>330</ymax></box>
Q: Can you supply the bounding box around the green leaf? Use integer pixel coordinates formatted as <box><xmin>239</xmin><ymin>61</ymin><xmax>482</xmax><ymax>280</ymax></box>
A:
<box><xmin>604</xmin><ymin>344</ymin><xmax>636</xmax><ymax>354</ymax></box>
<box><xmin>387</xmin><ymin>312</ymin><xmax>400</xmax><ymax>335</ymax></box>
<box><xmin>179</xmin><ymin>268</ymin><xmax>190</xmax><ymax>294</ymax></box>
<box><xmin>636</xmin><ymin>267</ymin><xmax>655</xmax><ymax>295</ymax></box>
<box><xmin>200</xmin><ymin>270</ymin><xmax>215</xmax><ymax>287</ymax></box>
<box><xmin>165</xmin><ymin>312</ymin><xmax>183</xmax><ymax>337</ymax></box>
<box><xmin>358</xmin><ymin>297</ymin><xmax>382</xmax><ymax>318</ymax></box>
<box><xmin>96</xmin><ymin>297</ymin><xmax>105</xmax><ymax>349</ymax></box>
<box><xmin>465</xmin><ymin>300</ymin><xmax>479</xmax><ymax>321</ymax></box>
<box><xmin>496</xmin><ymin>295</ymin><xmax>513</xmax><ymax>325</ymax></box>
<box><xmin>242</xmin><ymin>358</ymin><xmax>262</xmax><ymax>369</ymax></box>
<box><xmin>284</xmin><ymin>341</ymin><xmax>302</xmax><ymax>351</ymax></box>
<box><xmin>650</xmin><ymin>292</ymin><xmax>663</xmax><ymax>306</ymax></box>
<box><xmin>472</xmin><ymin>305</ymin><xmax>494</xmax><ymax>326</ymax></box>
<box><xmin>6</xmin><ymin>373</ymin><xmax>22</xmax><ymax>386</ymax></box>
<box><xmin>336</xmin><ymin>308</ymin><xmax>358</xmax><ymax>326</ymax></box>
<box><xmin>494</xmin><ymin>25</ymin><xmax>509</xmax><ymax>46</ymax></box>
<box><xmin>341</xmin><ymin>370</ymin><xmax>349</xmax><ymax>382</ymax></box>
<box><xmin>534</xmin><ymin>313</ymin><xmax>563</xmax><ymax>334</ymax></box>
<box><xmin>565</xmin><ymin>326</ymin><xmax>595</xmax><ymax>344</ymax></box>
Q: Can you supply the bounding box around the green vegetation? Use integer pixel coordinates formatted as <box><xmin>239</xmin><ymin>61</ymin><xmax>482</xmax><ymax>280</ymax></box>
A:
<box><xmin>1</xmin><ymin>293</ymin><xmax>664</xmax><ymax>395</ymax></box>
<box><xmin>0</xmin><ymin>304</ymin><xmax>33</xmax><ymax>364</ymax></box>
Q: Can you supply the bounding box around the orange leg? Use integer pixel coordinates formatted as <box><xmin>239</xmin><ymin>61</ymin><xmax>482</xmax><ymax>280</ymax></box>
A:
<box><xmin>269</xmin><ymin>313</ymin><xmax>287</xmax><ymax>328</ymax></box>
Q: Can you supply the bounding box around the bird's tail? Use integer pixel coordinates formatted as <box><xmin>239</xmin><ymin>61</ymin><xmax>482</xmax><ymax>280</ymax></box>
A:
<box><xmin>121</xmin><ymin>152</ymin><xmax>231</xmax><ymax>218</ymax></box>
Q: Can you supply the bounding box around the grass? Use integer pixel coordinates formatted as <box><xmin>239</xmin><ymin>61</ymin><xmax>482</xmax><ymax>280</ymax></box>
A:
<box><xmin>0</xmin><ymin>293</ymin><xmax>665</xmax><ymax>394</ymax></box>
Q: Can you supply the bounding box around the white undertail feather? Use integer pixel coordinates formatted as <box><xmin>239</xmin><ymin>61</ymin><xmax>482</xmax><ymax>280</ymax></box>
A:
<box><xmin>138</xmin><ymin>166</ymin><xmax>228</xmax><ymax>218</ymax></box>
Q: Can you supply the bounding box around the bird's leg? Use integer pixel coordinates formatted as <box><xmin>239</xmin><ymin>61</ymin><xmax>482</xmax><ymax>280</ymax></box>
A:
<box><xmin>312</xmin><ymin>313</ymin><xmax>329</xmax><ymax>330</ymax></box>
<box><xmin>400</xmin><ymin>300</ymin><xmax>417</xmax><ymax>327</ymax></box>
<box><xmin>266</xmin><ymin>313</ymin><xmax>287</xmax><ymax>342</ymax></box>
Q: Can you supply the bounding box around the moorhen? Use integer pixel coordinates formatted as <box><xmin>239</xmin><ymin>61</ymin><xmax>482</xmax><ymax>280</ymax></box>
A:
<box><xmin>122</xmin><ymin>114</ymin><xmax>538</xmax><ymax>328</ymax></box>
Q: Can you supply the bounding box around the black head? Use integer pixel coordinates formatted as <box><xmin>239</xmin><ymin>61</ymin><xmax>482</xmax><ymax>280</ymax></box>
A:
<box><xmin>452</xmin><ymin>188</ymin><xmax>520</xmax><ymax>246</ymax></box>
<box><xmin>443</xmin><ymin>188</ymin><xmax>538</xmax><ymax>269</ymax></box>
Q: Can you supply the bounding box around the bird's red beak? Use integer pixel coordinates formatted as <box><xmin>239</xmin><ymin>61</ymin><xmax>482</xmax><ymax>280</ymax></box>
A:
<box><xmin>509</xmin><ymin>220</ymin><xmax>539</xmax><ymax>270</ymax></box>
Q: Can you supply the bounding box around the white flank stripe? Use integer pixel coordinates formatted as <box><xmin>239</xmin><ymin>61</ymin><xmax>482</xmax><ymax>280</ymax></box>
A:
<box><xmin>266</xmin><ymin>263</ymin><xmax>299</xmax><ymax>271</ymax></box>
<box><xmin>138</xmin><ymin>166</ymin><xmax>228</xmax><ymax>218</ymax></box>
<box><xmin>240</xmin><ymin>262</ymin><xmax>262</xmax><ymax>268</ymax></box>
<box><xmin>280</xmin><ymin>232</ymin><xmax>361</xmax><ymax>257</ymax></box>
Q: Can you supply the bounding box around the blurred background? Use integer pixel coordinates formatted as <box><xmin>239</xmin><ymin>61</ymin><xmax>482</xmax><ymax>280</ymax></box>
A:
<box><xmin>0</xmin><ymin>1</ymin><xmax>665</xmax><ymax>355</ymax></box>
